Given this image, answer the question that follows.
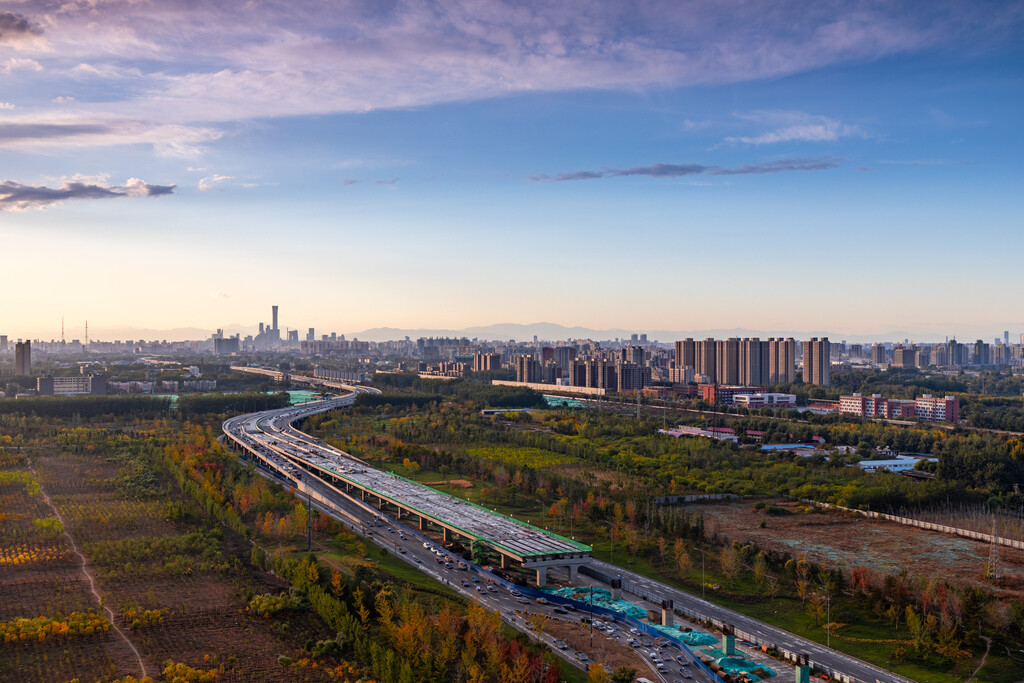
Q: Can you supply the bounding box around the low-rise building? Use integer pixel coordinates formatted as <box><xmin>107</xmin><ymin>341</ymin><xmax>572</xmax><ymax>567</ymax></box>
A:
<box><xmin>732</xmin><ymin>392</ymin><xmax>797</xmax><ymax>410</ymax></box>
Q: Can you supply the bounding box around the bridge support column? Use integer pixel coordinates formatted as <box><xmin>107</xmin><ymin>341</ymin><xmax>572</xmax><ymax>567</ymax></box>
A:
<box><xmin>535</xmin><ymin>567</ymin><xmax>547</xmax><ymax>588</ymax></box>
<box><xmin>661</xmin><ymin>600</ymin><xmax>674</xmax><ymax>627</ymax></box>
<box><xmin>442</xmin><ymin>527</ymin><xmax>449</xmax><ymax>543</ymax></box>
<box><xmin>722</xmin><ymin>634</ymin><xmax>735</xmax><ymax>656</ymax></box>
<box><xmin>567</xmin><ymin>564</ymin><xmax>579</xmax><ymax>584</ymax></box>
<box><xmin>501</xmin><ymin>554</ymin><xmax>508</xmax><ymax>569</ymax></box>
<box><xmin>378</xmin><ymin>497</ymin><xmax>384</xmax><ymax>510</ymax></box>
<box><xmin>419</xmin><ymin>516</ymin><xmax>426</xmax><ymax>530</ymax></box>
<box><xmin>360</xmin><ymin>489</ymin><xmax>365</xmax><ymax>501</ymax></box>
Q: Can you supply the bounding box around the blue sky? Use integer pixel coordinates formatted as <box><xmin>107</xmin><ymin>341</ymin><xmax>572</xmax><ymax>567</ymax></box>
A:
<box><xmin>1</xmin><ymin>1</ymin><xmax>1022</xmax><ymax>341</ymax></box>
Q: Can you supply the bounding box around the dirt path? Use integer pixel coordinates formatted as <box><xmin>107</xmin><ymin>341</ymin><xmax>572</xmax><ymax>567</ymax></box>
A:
<box><xmin>27</xmin><ymin>457</ymin><xmax>150</xmax><ymax>680</ymax></box>
<box><xmin>970</xmin><ymin>635</ymin><xmax>991</xmax><ymax>680</ymax></box>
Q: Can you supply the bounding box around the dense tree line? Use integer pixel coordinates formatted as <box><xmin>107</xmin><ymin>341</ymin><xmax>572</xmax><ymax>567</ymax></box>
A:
<box><xmin>176</xmin><ymin>391</ymin><xmax>289</xmax><ymax>416</ymax></box>
<box><xmin>0</xmin><ymin>395</ymin><xmax>172</xmax><ymax>418</ymax></box>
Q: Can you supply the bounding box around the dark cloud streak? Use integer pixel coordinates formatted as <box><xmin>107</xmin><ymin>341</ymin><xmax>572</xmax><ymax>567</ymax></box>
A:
<box><xmin>0</xmin><ymin>123</ymin><xmax>112</xmax><ymax>142</ymax></box>
<box><xmin>0</xmin><ymin>12</ymin><xmax>43</xmax><ymax>43</ymax></box>
<box><xmin>0</xmin><ymin>177</ymin><xmax>176</xmax><ymax>211</ymax></box>
<box><xmin>530</xmin><ymin>157</ymin><xmax>841</xmax><ymax>182</ymax></box>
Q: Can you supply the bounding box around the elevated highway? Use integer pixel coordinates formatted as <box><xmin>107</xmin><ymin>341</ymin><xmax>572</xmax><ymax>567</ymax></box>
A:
<box><xmin>222</xmin><ymin>386</ymin><xmax>591</xmax><ymax>586</ymax></box>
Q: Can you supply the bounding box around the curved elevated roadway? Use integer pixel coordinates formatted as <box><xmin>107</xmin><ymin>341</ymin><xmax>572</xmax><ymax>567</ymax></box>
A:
<box><xmin>223</xmin><ymin>387</ymin><xmax>910</xmax><ymax>683</ymax></box>
<box><xmin>223</xmin><ymin>385</ymin><xmax>591</xmax><ymax>585</ymax></box>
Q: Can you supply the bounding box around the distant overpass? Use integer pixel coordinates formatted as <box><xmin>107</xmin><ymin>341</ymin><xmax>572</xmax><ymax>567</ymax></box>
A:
<box><xmin>229</xmin><ymin>365</ymin><xmax>359</xmax><ymax>392</ymax></box>
<box><xmin>223</xmin><ymin>388</ymin><xmax>591</xmax><ymax>586</ymax></box>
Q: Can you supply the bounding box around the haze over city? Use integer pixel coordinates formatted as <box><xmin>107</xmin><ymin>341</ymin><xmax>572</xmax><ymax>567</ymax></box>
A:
<box><xmin>2</xmin><ymin>0</ymin><xmax>1022</xmax><ymax>339</ymax></box>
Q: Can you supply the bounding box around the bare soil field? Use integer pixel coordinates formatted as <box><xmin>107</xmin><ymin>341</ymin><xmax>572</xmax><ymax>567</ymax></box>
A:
<box><xmin>692</xmin><ymin>499</ymin><xmax>1024</xmax><ymax>596</ymax></box>
<box><xmin>1</xmin><ymin>449</ymin><xmax>340</xmax><ymax>682</ymax></box>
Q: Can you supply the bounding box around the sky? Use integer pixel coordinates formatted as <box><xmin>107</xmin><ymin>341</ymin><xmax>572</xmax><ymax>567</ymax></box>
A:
<box><xmin>1</xmin><ymin>0</ymin><xmax>1022</xmax><ymax>342</ymax></box>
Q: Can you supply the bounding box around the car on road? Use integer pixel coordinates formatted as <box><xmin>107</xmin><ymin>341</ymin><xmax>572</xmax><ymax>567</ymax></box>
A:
<box><xmin>516</xmin><ymin>597</ymin><xmax>530</xmax><ymax>604</ymax></box>
<box><xmin>423</xmin><ymin>542</ymin><xmax>431</xmax><ymax>548</ymax></box>
<box><xmin>575</xmin><ymin>652</ymin><xmax>588</xmax><ymax>662</ymax></box>
<box><xmin>398</xmin><ymin>548</ymin><xmax>406</xmax><ymax>554</ymax></box>
<box><xmin>535</xmin><ymin>597</ymin><xmax>549</xmax><ymax>605</ymax></box>
<box><xmin>472</xmin><ymin>576</ymin><xmax>480</xmax><ymax>583</ymax></box>
<box><xmin>414</xmin><ymin>558</ymin><xmax>422</xmax><ymax>563</ymax></box>
<box><xmin>554</xmin><ymin>640</ymin><xmax>568</xmax><ymax>650</ymax></box>
<box><xmin>553</xmin><ymin>607</ymin><xmax>568</xmax><ymax>615</ymax></box>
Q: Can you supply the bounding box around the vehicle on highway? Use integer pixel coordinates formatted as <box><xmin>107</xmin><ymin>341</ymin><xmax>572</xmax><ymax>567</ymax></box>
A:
<box><xmin>535</xmin><ymin>597</ymin><xmax>550</xmax><ymax>605</ymax></box>
<box><xmin>553</xmin><ymin>607</ymin><xmax>568</xmax><ymax>615</ymax></box>
<box><xmin>398</xmin><ymin>548</ymin><xmax>406</xmax><ymax>554</ymax></box>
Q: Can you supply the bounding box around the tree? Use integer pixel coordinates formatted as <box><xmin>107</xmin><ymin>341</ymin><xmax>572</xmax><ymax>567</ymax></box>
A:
<box><xmin>611</xmin><ymin>667</ymin><xmax>637</xmax><ymax>683</ymax></box>
<box><xmin>720</xmin><ymin>545</ymin><xmax>741</xmax><ymax>586</ymax></box>
<box><xmin>527</xmin><ymin>612</ymin><xmax>550</xmax><ymax>637</ymax></box>
<box><xmin>753</xmin><ymin>552</ymin><xmax>769</xmax><ymax>593</ymax></box>
<box><xmin>588</xmin><ymin>663</ymin><xmax>612</xmax><ymax>683</ymax></box>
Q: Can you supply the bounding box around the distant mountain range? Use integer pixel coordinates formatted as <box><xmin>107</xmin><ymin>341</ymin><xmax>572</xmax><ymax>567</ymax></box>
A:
<box><xmin>64</xmin><ymin>321</ymin><xmax>1014</xmax><ymax>345</ymax></box>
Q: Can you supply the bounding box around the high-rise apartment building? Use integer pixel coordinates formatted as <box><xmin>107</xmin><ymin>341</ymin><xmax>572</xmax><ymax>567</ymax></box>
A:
<box><xmin>715</xmin><ymin>338</ymin><xmax>740</xmax><ymax>386</ymax></box>
<box><xmin>554</xmin><ymin>346</ymin><xmax>575</xmax><ymax>374</ymax></box>
<box><xmin>947</xmin><ymin>339</ymin><xmax>965</xmax><ymax>367</ymax></box>
<box><xmin>768</xmin><ymin>338</ymin><xmax>796</xmax><ymax>385</ymax></box>
<box><xmin>871</xmin><ymin>344</ymin><xmax>887</xmax><ymax>365</ymax></box>
<box><xmin>271</xmin><ymin>305</ymin><xmax>279</xmax><ymax>333</ymax></box>
<box><xmin>0</xmin><ymin>335</ymin><xmax>7</xmax><ymax>352</ymax></box>
<box><xmin>674</xmin><ymin>339</ymin><xmax>695</xmax><ymax>371</ymax></box>
<box><xmin>696</xmin><ymin>338</ymin><xmax>717</xmax><ymax>383</ymax></box>
<box><xmin>803</xmin><ymin>337</ymin><xmax>831</xmax><ymax>386</ymax></box>
<box><xmin>740</xmin><ymin>338</ymin><xmax>770</xmax><ymax>386</ymax></box>
<box><xmin>515</xmin><ymin>354</ymin><xmax>541</xmax><ymax>383</ymax></box>
<box><xmin>973</xmin><ymin>340</ymin><xmax>991</xmax><ymax>366</ymax></box>
<box><xmin>893</xmin><ymin>345</ymin><xmax>917</xmax><ymax>368</ymax></box>
<box><xmin>472</xmin><ymin>352</ymin><xmax>502</xmax><ymax>372</ymax></box>
<box><xmin>14</xmin><ymin>341</ymin><xmax>31</xmax><ymax>376</ymax></box>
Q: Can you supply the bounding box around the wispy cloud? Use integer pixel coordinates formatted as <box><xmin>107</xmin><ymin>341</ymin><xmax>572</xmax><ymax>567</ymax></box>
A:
<box><xmin>375</xmin><ymin>178</ymin><xmax>399</xmax><ymax>185</ymax></box>
<box><xmin>198</xmin><ymin>174</ymin><xmax>233</xmax><ymax>191</ymax></box>
<box><xmin>530</xmin><ymin>157</ymin><xmax>840</xmax><ymax>182</ymax></box>
<box><xmin>0</xmin><ymin>175</ymin><xmax>175</xmax><ymax>211</ymax></box>
<box><xmin>0</xmin><ymin>57</ymin><xmax>42</xmax><ymax>74</ymax></box>
<box><xmin>727</xmin><ymin>111</ymin><xmax>866</xmax><ymax>145</ymax></box>
<box><xmin>0</xmin><ymin>102</ymin><xmax>13</xmax><ymax>110</ymax></box>
<box><xmin>0</xmin><ymin>1</ymin><xmax>1011</xmax><ymax>154</ymax></box>
<box><xmin>713</xmin><ymin>157</ymin><xmax>842</xmax><ymax>174</ymax></box>
<box><xmin>341</xmin><ymin>179</ymin><xmax>360</xmax><ymax>186</ymax></box>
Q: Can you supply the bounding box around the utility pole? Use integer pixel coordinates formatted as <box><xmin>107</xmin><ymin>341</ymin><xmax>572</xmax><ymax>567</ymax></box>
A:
<box><xmin>589</xmin><ymin>586</ymin><xmax>594</xmax><ymax>648</ymax></box>
<box><xmin>697</xmin><ymin>548</ymin><xmax>706</xmax><ymax>600</ymax></box>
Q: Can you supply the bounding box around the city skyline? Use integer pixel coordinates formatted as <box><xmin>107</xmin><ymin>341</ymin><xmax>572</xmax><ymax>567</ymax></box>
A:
<box><xmin>3</xmin><ymin>314</ymin><xmax>1022</xmax><ymax>346</ymax></box>
<box><xmin>2</xmin><ymin>1</ymin><xmax>1022</xmax><ymax>336</ymax></box>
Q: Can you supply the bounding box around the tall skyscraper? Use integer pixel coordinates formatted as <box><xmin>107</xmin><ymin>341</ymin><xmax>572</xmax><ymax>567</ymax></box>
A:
<box><xmin>14</xmin><ymin>341</ymin><xmax>31</xmax><ymax>376</ymax></box>
<box><xmin>271</xmin><ymin>305</ymin><xmax>279</xmax><ymax>334</ymax></box>
<box><xmin>0</xmin><ymin>335</ymin><xmax>7</xmax><ymax>353</ymax></box>
<box><xmin>802</xmin><ymin>337</ymin><xmax>831</xmax><ymax>386</ymax></box>
<box><xmin>769</xmin><ymin>338</ymin><xmax>796</xmax><ymax>384</ymax></box>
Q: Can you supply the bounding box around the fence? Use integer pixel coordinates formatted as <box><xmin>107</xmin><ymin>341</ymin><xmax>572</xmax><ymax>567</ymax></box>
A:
<box><xmin>798</xmin><ymin>499</ymin><xmax>1024</xmax><ymax>550</ymax></box>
